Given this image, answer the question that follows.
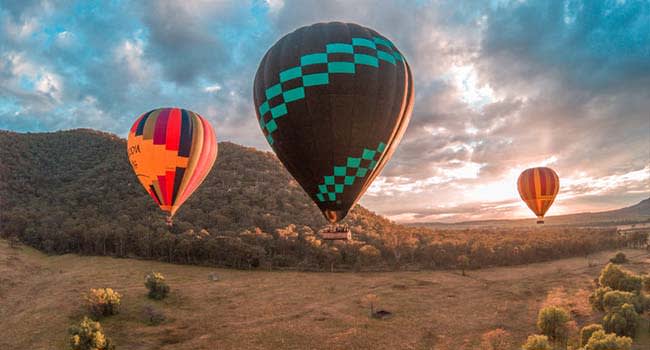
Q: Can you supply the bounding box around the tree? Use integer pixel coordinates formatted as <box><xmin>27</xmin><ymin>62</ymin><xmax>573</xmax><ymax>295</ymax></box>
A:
<box><xmin>144</xmin><ymin>272</ymin><xmax>170</xmax><ymax>300</ymax></box>
<box><xmin>85</xmin><ymin>288</ymin><xmax>121</xmax><ymax>318</ymax></box>
<box><xmin>583</xmin><ymin>330</ymin><xmax>632</xmax><ymax>350</ymax></box>
<box><xmin>457</xmin><ymin>255</ymin><xmax>470</xmax><ymax>276</ymax></box>
<box><xmin>598</xmin><ymin>263</ymin><xmax>642</xmax><ymax>293</ymax></box>
<box><xmin>602</xmin><ymin>303</ymin><xmax>639</xmax><ymax>337</ymax></box>
<box><xmin>480</xmin><ymin>328</ymin><xmax>512</xmax><ymax>350</ymax></box>
<box><xmin>521</xmin><ymin>335</ymin><xmax>552</xmax><ymax>350</ymax></box>
<box><xmin>536</xmin><ymin>306</ymin><xmax>571</xmax><ymax>346</ymax></box>
<box><xmin>602</xmin><ymin>290</ymin><xmax>643</xmax><ymax>313</ymax></box>
<box><xmin>589</xmin><ymin>287</ymin><xmax>613</xmax><ymax>312</ymax></box>
<box><xmin>68</xmin><ymin>317</ymin><xmax>115</xmax><ymax>350</ymax></box>
<box><xmin>580</xmin><ymin>324</ymin><xmax>604</xmax><ymax>348</ymax></box>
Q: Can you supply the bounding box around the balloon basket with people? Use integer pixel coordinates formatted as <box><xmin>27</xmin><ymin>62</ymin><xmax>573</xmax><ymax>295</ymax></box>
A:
<box><xmin>319</xmin><ymin>224</ymin><xmax>352</xmax><ymax>241</ymax></box>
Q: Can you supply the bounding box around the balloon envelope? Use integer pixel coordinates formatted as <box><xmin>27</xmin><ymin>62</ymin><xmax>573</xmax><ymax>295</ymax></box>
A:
<box><xmin>517</xmin><ymin>167</ymin><xmax>559</xmax><ymax>222</ymax></box>
<box><xmin>253</xmin><ymin>22</ymin><xmax>414</xmax><ymax>223</ymax></box>
<box><xmin>127</xmin><ymin>107</ymin><xmax>217</xmax><ymax>216</ymax></box>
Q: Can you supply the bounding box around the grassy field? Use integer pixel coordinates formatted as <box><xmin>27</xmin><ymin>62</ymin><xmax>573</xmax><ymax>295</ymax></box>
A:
<box><xmin>1</xmin><ymin>239</ymin><xmax>648</xmax><ymax>350</ymax></box>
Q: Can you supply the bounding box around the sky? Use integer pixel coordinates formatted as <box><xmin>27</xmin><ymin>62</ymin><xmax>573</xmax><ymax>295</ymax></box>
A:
<box><xmin>1</xmin><ymin>0</ymin><xmax>648</xmax><ymax>223</ymax></box>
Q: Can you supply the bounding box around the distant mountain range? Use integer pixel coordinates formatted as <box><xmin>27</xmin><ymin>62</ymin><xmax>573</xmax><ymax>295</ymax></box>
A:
<box><xmin>410</xmin><ymin>198</ymin><xmax>650</xmax><ymax>229</ymax></box>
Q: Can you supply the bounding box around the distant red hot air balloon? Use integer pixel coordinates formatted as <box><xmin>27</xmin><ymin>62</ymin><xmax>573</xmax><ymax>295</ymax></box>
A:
<box><xmin>517</xmin><ymin>167</ymin><xmax>560</xmax><ymax>224</ymax></box>
<box><xmin>127</xmin><ymin>107</ymin><xmax>218</xmax><ymax>225</ymax></box>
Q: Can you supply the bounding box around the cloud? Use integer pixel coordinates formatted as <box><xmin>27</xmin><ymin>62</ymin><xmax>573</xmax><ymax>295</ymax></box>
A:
<box><xmin>0</xmin><ymin>0</ymin><xmax>647</xmax><ymax>221</ymax></box>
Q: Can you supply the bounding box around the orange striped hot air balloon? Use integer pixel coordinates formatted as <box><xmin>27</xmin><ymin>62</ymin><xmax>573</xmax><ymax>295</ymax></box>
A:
<box><xmin>127</xmin><ymin>107</ymin><xmax>217</xmax><ymax>224</ymax></box>
<box><xmin>517</xmin><ymin>167</ymin><xmax>560</xmax><ymax>224</ymax></box>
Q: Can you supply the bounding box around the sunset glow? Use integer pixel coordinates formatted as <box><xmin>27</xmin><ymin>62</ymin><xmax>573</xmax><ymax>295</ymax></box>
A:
<box><xmin>1</xmin><ymin>0</ymin><xmax>648</xmax><ymax>222</ymax></box>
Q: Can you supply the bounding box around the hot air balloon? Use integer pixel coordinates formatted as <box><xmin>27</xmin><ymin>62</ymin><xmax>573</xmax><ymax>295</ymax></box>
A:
<box><xmin>127</xmin><ymin>107</ymin><xmax>218</xmax><ymax>225</ymax></box>
<box><xmin>517</xmin><ymin>167</ymin><xmax>559</xmax><ymax>224</ymax></box>
<box><xmin>253</xmin><ymin>22</ymin><xmax>414</xmax><ymax>239</ymax></box>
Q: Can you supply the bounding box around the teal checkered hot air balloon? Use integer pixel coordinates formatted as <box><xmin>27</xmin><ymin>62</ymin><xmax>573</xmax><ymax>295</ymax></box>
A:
<box><xmin>253</xmin><ymin>22</ymin><xmax>414</xmax><ymax>228</ymax></box>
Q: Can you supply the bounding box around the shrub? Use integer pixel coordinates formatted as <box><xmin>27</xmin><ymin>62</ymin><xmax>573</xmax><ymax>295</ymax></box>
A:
<box><xmin>583</xmin><ymin>330</ymin><xmax>632</xmax><ymax>350</ymax></box>
<box><xmin>145</xmin><ymin>272</ymin><xmax>170</xmax><ymax>300</ymax></box>
<box><xmin>536</xmin><ymin>306</ymin><xmax>571</xmax><ymax>345</ymax></box>
<box><xmin>142</xmin><ymin>305</ymin><xmax>166</xmax><ymax>325</ymax></box>
<box><xmin>603</xmin><ymin>303</ymin><xmax>639</xmax><ymax>337</ymax></box>
<box><xmin>618</xmin><ymin>274</ymin><xmax>643</xmax><ymax>293</ymax></box>
<box><xmin>480</xmin><ymin>328</ymin><xmax>512</xmax><ymax>350</ymax></box>
<box><xmin>521</xmin><ymin>335</ymin><xmax>552</xmax><ymax>350</ymax></box>
<box><xmin>598</xmin><ymin>263</ymin><xmax>642</xmax><ymax>293</ymax></box>
<box><xmin>580</xmin><ymin>324</ymin><xmax>603</xmax><ymax>347</ymax></box>
<box><xmin>589</xmin><ymin>286</ymin><xmax>613</xmax><ymax>311</ymax></box>
<box><xmin>68</xmin><ymin>316</ymin><xmax>114</xmax><ymax>350</ymax></box>
<box><xmin>85</xmin><ymin>288</ymin><xmax>121</xmax><ymax>318</ymax></box>
<box><xmin>602</xmin><ymin>290</ymin><xmax>643</xmax><ymax>313</ymax></box>
<box><xmin>609</xmin><ymin>251</ymin><xmax>628</xmax><ymax>264</ymax></box>
<box><xmin>643</xmin><ymin>275</ymin><xmax>650</xmax><ymax>293</ymax></box>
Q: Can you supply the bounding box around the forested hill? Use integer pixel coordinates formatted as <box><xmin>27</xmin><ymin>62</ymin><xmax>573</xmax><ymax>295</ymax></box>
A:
<box><xmin>0</xmin><ymin>128</ymin><xmax>389</xmax><ymax>233</ymax></box>
<box><xmin>0</xmin><ymin>129</ymin><xmax>645</xmax><ymax>271</ymax></box>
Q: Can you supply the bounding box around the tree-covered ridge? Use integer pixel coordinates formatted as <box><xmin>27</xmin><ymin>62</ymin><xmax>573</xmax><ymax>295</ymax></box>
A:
<box><xmin>0</xmin><ymin>129</ymin><xmax>646</xmax><ymax>271</ymax></box>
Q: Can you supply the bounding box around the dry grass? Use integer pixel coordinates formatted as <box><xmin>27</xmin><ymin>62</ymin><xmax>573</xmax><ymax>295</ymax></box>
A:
<box><xmin>0</xmin><ymin>239</ymin><xmax>648</xmax><ymax>350</ymax></box>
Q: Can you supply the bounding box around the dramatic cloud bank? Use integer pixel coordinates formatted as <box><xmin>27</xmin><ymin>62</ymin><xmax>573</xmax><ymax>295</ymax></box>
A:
<box><xmin>1</xmin><ymin>0</ymin><xmax>648</xmax><ymax>222</ymax></box>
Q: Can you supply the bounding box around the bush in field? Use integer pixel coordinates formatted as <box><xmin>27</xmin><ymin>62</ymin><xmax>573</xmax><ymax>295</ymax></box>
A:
<box><xmin>68</xmin><ymin>316</ymin><xmax>114</xmax><ymax>350</ymax></box>
<box><xmin>145</xmin><ymin>272</ymin><xmax>170</xmax><ymax>300</ymax></box>
<box><xmin>479</xmin><ymin>328</ymin><xmax>512</xmax><ymax>350</ymax></box>
<box><xmin>598</xmin><ymin>263</ymin><xmax>642</xmax><ymax>293</ymax></box>
<box><xmin>602</xmin><ymin>303</ymin><xmax>639</xmax><ymax>337</ymax></box>
<box><xmin>85</xmin><ymin>288</ymin><xmax>121</xmax><ymax>318</ymax></box>
<box><xmin>609</xmin><ymin>251</ymin><xmax>628</xmax><ymax>264</ymax></box>
<box><xmin>589</xmin><ymin>286</ymin><xmax>613</xmax><ymax>311</ymax></box>
<box><xmin>580</xmin><ymin>324</ymin><xmax>604</xmax><ymax>348</ymax></box>
<box><xmin>603</xmin><ymin>290</ymin><xmax>643</xmax><ymax>313</ymax></box>
<box><xmin>536</xmin><ymin>306</ymin><xmax>571</xmax><ymax>345</ymax></box>
<box><xmin>583</xmin><ymin>330</ymin><xmax>632</xmax><ymax>350</ymax></box>
<box><xmin>521</xmin><ymin>335</ymin><xmax>552</xmax><ymax>350</ymax></box>
<box><xmin>142</xmin><ymin>305</ymin><xmax>166</xmax><ymax>325</ymax></box>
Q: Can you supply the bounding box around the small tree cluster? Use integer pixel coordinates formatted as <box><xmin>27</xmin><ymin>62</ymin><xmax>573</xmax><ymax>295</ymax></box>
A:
<box><xmin>602</xmin><ymin>290</ymin><xmax>644</xmax><ymax>313</ymax></box>
<box><xmin>521</xmin><ymin>335</ymin><xmax>552</xmax><ymax>350</ymax></box>
<box><xmin>85</xmin><ymin>288</ymin><xmax>121</xmax><ymax>318</ymax></box>
<box><xmin>602</xmin><ymin>303</ymin><xmax>639</xmax><ymax>337</ymax></box>
<box><xmin>580</xmin><ymin>324</ymin><xmax>603</xmax><ymax>348</ymax></box>
<box><xmin>536</xmin><ymin>306</ymin><xmax>571</xmax><ymax>347</ymax></box>
<box><xmin>589</xmin><ymin>263</ymin><xmax>646</xmax><ymax>338</ymax></box>
<box><xmin>609</xmin><ymin>251</ymin><xmax>628</xmax><ymax>264</ymax></box>
<box><xmin>583</xmin><ymin>330</ymin><xmax>632</xmax><ymax>350</ymax></box>
<box><xmin>144</xmin><ymin>272</ymin><xmax>170</xmax><ymax>300</ymax></box>
<box><xmin>68</xmin><ymin>316</ymin><xmax>114</xmax><ymax>350</ymax></box>
<box><xmin>598</xmin><ymin>263</ymin><xmax>642</xmax><ymax>293</ymax></box>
